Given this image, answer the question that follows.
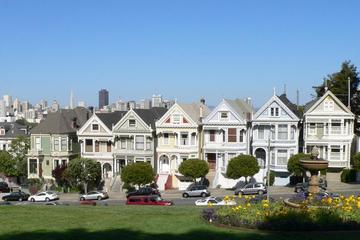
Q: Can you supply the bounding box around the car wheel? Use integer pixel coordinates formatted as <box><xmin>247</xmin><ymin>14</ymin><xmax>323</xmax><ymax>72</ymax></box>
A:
<box><xmin>258</xmin><ymin>190</ymin><xmax>264</xmax><ymax>195</ymax></box>
<box><xmin>45</xmin><ymin>197</ymin><xmax>50</xmax><ymax>202</ymax></box>
<box><xmin>97</xmin><ymin>196</ymin><xmax>102</xmax><ymax>201</ymax></box>
<box><xmin>238</xmin><ymin>191</ymin><xmax>243</xmax><ymax>197</ymax></box>
<box><xmin>30</xmin><ymin>198</ymin><xmax>35</xmax><ymax>202</ymax></box>
<box><xmin>201</xmin><ymin>192</ymin><xmax>207</xmax><ymax>198</ymax></box>
<box><xmin>183</xmin><ymin>193</ymin><xmax>189</xmax><ymax>198</ymax></box>
<box><xmin>19</xmin><ymin>198</ymin><xmax>23</xmax><ymax>202</ymax></box>
<box><xmin>80</xmin><ymin>197</ymin><xmax>85</xmax><ymax>201</ymax></box>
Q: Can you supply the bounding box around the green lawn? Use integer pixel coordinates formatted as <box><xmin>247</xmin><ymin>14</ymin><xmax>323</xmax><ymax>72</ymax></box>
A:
<box><xmin>0</xmin><ymin>205</ymin><xmax>358</xmax><ymax>240</ymax></box>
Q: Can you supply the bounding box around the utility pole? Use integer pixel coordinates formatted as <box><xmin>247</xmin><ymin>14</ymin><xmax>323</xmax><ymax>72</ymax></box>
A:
<box><xmin>267</xmin><ymin>134</ymin><xmax>271</xmax><ymax>201</ymax></box>
<box><xmin>348</xmin><ymin>77</ymin><xmax>351</xmax><ymax>110</ymax></box>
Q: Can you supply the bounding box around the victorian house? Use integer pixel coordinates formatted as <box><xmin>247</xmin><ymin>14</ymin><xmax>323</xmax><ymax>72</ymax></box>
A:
<box><xmin>202</xmin><ymin>99</ymin><xmax>253</xmax><ymax>188</ymax></box>
<box><xmin>112</xmin><ymin>107</ymin><xmax>167</xmax><ymax>174</ymax></box>
<box><xmin>27</xmin><ymin>108</ymin><xmax>90</xmax><ymax>181</ymax></box>
<box><xmin>77</xmin><ymin>111</ymin><xmax>126</xmax><ymax>180</ymax></box>
<box><xmin>0</xmin><ymin>122</ymin><xmax>28</xmax><ymax>151</ymax></box>
<box><xmin>251</xmin><ymin>94</ymin><xmax>300</xmax><ymax>186</ymax></box>
<box><xmin>303</xmin><ymin>90</ymin><xmax>354</xmax><ymax>169</ymax></box>
<box><xmin>155</xmin><ymin>101</ymin><xmax>210</xmax><ymax>190</ymax></box>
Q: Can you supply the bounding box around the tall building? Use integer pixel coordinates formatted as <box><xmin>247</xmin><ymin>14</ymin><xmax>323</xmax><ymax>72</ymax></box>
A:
<box><xmin>139</xmin><ymin>99</ymin><xmax>151</xmax><ymax>109</ymax></box>
<box><xmin>21</xmin><ymin>101</ymin><xmax>30</xmax><ymax>112</ymax></box>
<box><xmin>99</xmin><ymin>89</ymin><xmax>109</xmax><ymax>109</ymax></box>
<box><xmin>0</xmin><ymin>100</ymin><xmax>5</xmax><ymax>117</ymax></box>
<box><xmin>70</xmin><ymin>90</ymin><xmax>75</xmax><ymax>109</ymax></box>
<box><xmin>152</xmin><ymin>95</ymin><xmax>162</xmax><ymax>107</ymax></box>
<box><xmin>3</xmin><ymin>95</ymin><xmax>13</xmax><ymax>108</ymax></box>
<box><xmin>51</xmin><ymin>100</ymin><xmax>60</xmax><ymax>112</ymax></box>
<box><xmin>127</xmin><ymin>101</ymin><xmax>136</xmax><ymax>110</ymax></box>
<box><xmin>13</xmin><ymin>98</ymin><xmax>21</xmax><ymax>112</ymax></box>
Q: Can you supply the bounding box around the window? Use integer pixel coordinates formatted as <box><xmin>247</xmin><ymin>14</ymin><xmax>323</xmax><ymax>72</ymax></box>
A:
<box><xmin>129</xmin><ymin>119</ymin><xmax>136</xmax><ymax>127</ymax></box>
<box><xmin>220</xmin><ymin>112</ymin><xmax>228</xmax><ymax>119</ymax></box>
<box><xmin>61</xmin><ymin>159</ymin><xmax>67</xmax><ymax>166</ymax></box>
<box><xmin>331</xmin><ymin>120</ymin><xmax>341</xmax><ymax>134</ymax></box>
<box><xmin>95</xmin><ymin>141</ymin><xmax>99</xmax><ymax>152</ymax></box>
<box><xmin>239</xmin><ymin>130</ymin><xmax>245</xmax><ymax>142</ymax></box>
<box><xmin>61</xmin><ymin>137</ymin><xmax>67</xmax><ymax>151</ymax></box>
<box><xmin>173</xmin><ymin>114</ymin><xmax>181</xmax><ymax>124</ymax></box>
<box><xmin>209</xmin><ymin>130</ymin><xmax>215</xmax><ymax>142</ymax></box>
<box><xmin>309</xmin><ymin>123</ymin><xmax>316</xmax><ymax>135</ymax></box>
<box><xmin>129</xmin><ymin>138</ymin><xmax>134</xmax><ymax>150</ymax></box>
<box><xmin>277</xmin><ymin>150</ymin><xmax>287</xmax><ymax>165</ymax></box>
<box><xmin>180</xmin><ymin>133</ymin><xmax>188</xmax><ymax>145</ymax></box>
<box><xmin>270</xmin><ymin>107</ymin><xmax>279</xmax><ymax>117</ymax></box>
<box><xmin>146</xmin><ymin>158</ymin><xmax>151</xmax><ymax>164</ymax></box>
<box><xmin>54</xmin><ymin>138</ymin><xmax>59</xmax><ymax>151</ymax></box>
<box><xmin>324</xmin><ymin>100</ymin><xmax>334</xmax><ymax>111</ymax></box>
<box><xmin>271</xmin><ymin>151</ymin><xmax>275</xmax><ymax>165</ymax></box>
<box><xmin>85</xmin><ymin>139</ymin><xmax>93</xmax><ymax>152</ymax></box>
<box><xmin>135</xmin><ymin>136</ymin><xmax>144</xmax><ymax>150</ymax></box>
<box><xmin>163</xmin><ymin>133</ymin><xmax>169</xmax><ymax>145</ymax></box>
<box><xmin>107</xmin><ymin>142</ymin><xmax>112</xmax><ymax>152</ymax></box>
<box><xmin>290</xmin><ymin>126</ymin><xmax>296</xmax><ymax>140</ymax></box>
<box><xmin>135</xmin><ymin>158</ymin><xmax>144</xmax><ymax>162</ymax></box>
<box><xmin>330</xmin><ymin>146</ymin><xmax>341</xmax><ymax>160</ymax></box>
<box><xmin>278</xmin><ymin>125</ymin><xmax>288</xmax><ymax>140</ymax></box>
<box><xmin>54</xmin><ymin>159</ymin><xmax>59</xmax><ymax>169</ymax></box>
<box><xmin>92</xmin><ymin>124</ymin><xmax>99</xmax><ymax>131</ymax></box>
<box><xmin>29</xmin><ymin>159</ymin><xmax>37</xmax><ymax>174</ymax></box>
<box><xmin>191</xmin><ymin>133</ymin><xmax>196</xmax><ymax>145</ymax></box>
<box><xmin>258</xmin><ymin>126</ymin><xmax>265</xmax><ymax>140</ymax></box>
<box><xmin>228</xmin><ymin>128</ymin><xmax>237</xmax><ymax>142</ymax></box>
<box><xmin>120</xmin><ymin>138</ymin><xmax>126</xmax><ymax>149</ymax></box>
<box><xmin>35</xmin><ymin>137</ymin><xmax>41</xmax><ymax>150</ymax></box>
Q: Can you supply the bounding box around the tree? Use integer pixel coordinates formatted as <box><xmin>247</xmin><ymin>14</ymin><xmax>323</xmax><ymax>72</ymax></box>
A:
<box><xmin>178</xmin><ymin>159</ymin><xmax>209</xmax><ymax>182</ymax></box>
<box><xmin>63</xmin><ymin>158</ymin><xmax>101</xmax><ymax>194</ymax></box>
<box><xmin>0</xmin><ymin>150</ymin><xmax>17</xmax><ymax>177</ymax></box>
<box><xmin>52</xmin><ymin>165</ymin><xmax>68</xmax><ymax>188</ymax></box>
<box><xmin>121</xmin><ymin>162</ymin><xmax>155</xmax><ymax>189</ymax></box>
<box><xmin>287</xmin><ymin>153</ymin><xmax>310</xmax><ymax>176</ymax></box>
<box><xmin>352</xmin><ymin>152</ymin><xmax>360</xmax><ymax>171</ymax></box>
<box><xmin>315</xmin><ymin>61</ymin><xmax>360</xmax><ymax>115</ymax></box>
<box><xmin>226</xmin><ymin>155</ymin><xmax>260</xmax><ymax>183</ymax></box>
<box><xmin>8</xmin><ymin>136</ymin><xmax>30</xmax><ymax>178</ymax></box>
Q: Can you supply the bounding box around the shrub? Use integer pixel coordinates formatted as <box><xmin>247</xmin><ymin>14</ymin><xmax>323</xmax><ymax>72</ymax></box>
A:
<box><xmin>352</xmin><ymin>152</ymin><xmax>360</xmax><ymax>170</ymax></box>
<box><xmin>340</xmin><ymin>169</ymin><xmax>357</xmax><ymax>182</ymax></box>
<box><xmin>287</xmin><ymin>153</ymin><xmax>310</xmax><ymax>176</ymax></box>
<box><xmin>178</xmin><ymin>159</ymin><xmax>209</xmax><ymax>182</ymax></box>
<box><xmin>121</xmin><ymin>162</ymin><xmax>155</xmax><ymax>188</ymax></box>
<box><xmin>226</xmin><ymin>155</ymin><xmax>259</xmax><ymax>182</ymax></box>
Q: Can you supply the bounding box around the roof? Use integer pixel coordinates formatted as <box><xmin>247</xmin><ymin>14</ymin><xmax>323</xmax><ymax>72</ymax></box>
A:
<box><xmin>96</xmin><ymin>111</ymin><xmax>127</xmax><ymax>130</ymax></box>
<box><xmin>224</xmin><ymin>99</ymin><xmax>253</xmax><ymax>119</ymax></box>
<box><xmin>134</xmin><ymin>107</ymin><xmax>167</xmax><ymax>129</ymax></box>
<box><xmin>278</xmin><ymin>94</ymin><xmax>302</xmax><ymax>118</ymax></box>
<box><xmin>178</xmin><ymin>103</ymin><xmax>210</xmax><ymax>123</ymax></box>
<box><xmin>0</xmin><ymin>122</ymin><xmax>28</xmax><ymax>138</ymax></box>
<box><xmin>304</xmin><ymin>98</ymin><xmax>318</xmax><ymax>113</ymax></box>
<box><xmin>31</xmin><ymin>107</ymin><xmax>91</xmax><ymax>134</ymax></box>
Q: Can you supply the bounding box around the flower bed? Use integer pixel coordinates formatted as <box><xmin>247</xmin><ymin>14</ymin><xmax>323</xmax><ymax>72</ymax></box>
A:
<box><xmin>202</xmin><ymin>195</ymin><xmax>360</xmax><ymax>231</ymax></box>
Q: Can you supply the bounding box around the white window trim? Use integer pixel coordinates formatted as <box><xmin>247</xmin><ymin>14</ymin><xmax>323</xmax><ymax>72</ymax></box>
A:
<box><xmin>92</xmin><ymin>123</ymin><xmax>100</xmax><ymax>131</ymax></box>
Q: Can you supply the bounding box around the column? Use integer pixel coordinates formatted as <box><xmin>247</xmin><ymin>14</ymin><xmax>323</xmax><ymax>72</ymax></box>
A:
<box><xmin>144</xmin><ymin>135</ymin><xmax>146</xmax><ymax>150</ymax></box>
<box><xmin>329</xmin><ymin>119</ymin><xmax>332</xmax><ymax>135</ymax></box>
<box><xmin>341</xmin><ymin>119</ymin><xmax>344</xmax><ymax>135</ymax></box>
<box><xmin>37</xmin><ymin>158</ymin><xmax>39</xmax><ymax>177</ymax></box>
<box><xmin>188</xmin><ymin>131</ymin><xmax>191</xmax><ymax>145</ymax></box>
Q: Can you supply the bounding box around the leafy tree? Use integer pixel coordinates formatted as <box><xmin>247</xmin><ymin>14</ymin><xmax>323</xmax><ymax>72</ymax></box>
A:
<box><xmin>352</xmin><ymin>152</ymin><xmax>360</xmax><ymax>171</ymax></box>
<box><xmin>226</xmin><ymin>155</ymin><xmax>260</xmax><ymax>183</ymax></box>
<box><xmin>0</xmin><ymin>150</ymin><xmax>17</xmax><ymax>176</ymax></box>
<box><xmin>63</xmin><ymin>158</ymin><xmax>101</xmax><ymax>194</ymax></box>
<box><xmin>8</xmin><ymin>136</ymin><xmax>30</xmax><ymax>178</ymax></box>
<box><xmin>52</xmin><ymin>165</ymin><xmax>68</xmax><ymax>187</ymax></box>
<box><xmin>121</xmin><ymin>162</ymin><xmax>155</xmax><ymax>189</ymax></box>
<box><xmin>178</xmin><ymin>159</ymin><xmax>209</xmax><ymax>182</ymax></box>
<box><xmin>287</xmin><ymin>153</ymin><xmax>310</xmax><ymax>176</ymax></box>
<box><xmin>315</xmin><ymin>61</ymin><xmax>360</xmax><ymax>115</ymax></box>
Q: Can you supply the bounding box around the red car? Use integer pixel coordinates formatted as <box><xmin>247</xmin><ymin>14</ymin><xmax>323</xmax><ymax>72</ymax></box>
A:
<box><xmin>126</xmin><ymin>195</ymin><xmax>173</xmax><ymax>206</ymax></box>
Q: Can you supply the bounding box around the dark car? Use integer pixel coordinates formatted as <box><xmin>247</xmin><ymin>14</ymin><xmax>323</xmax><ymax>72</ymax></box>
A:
<box><xmin>126</xmin><ymin>187</ymin><xmax>161</xmax><ymax>198</ymax></box>
<box><xmin>0</xmin><ymin>182</ymin><xmax>10</xmax><ymax>193</ymax></box>
<box><xmin>126</xmin><ymin>195</ymin><xmax>173</xmax><ymax>206</ymax></box>
<box><xmin>2</xmin><ymin>191</ymin><xmax>30</xmax><ymax>201</ymax></box>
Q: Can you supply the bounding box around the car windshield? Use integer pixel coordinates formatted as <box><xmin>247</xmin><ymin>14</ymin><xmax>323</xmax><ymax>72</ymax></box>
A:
<box><xmin>151</xmin><ymin>196</ymin><xmax>162</xmax><ymax>202</ymax></box>
<box><xmin>214</xmin><ymin>197</ymin><xmax>222</xmax><ymax>202</ymax></box>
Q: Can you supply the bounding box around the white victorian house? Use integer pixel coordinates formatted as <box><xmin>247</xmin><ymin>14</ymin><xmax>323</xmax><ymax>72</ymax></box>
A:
<box><xmin>303</xmin><ymin>90</ymin><xmax>354</xmax><ymax>169</ymax></box>
<box><xmin>252</xmin><ymin>94</ymin><xmax>300</xmax><ymax>186</ymax></box>
<box><xmin>155</xmin><ymin>101</ymin><xmax>210</xmax><ymax>190</ymax></box>
<box><xmin>202</xmin><ymin>99</ymin><xmax>253</xmax><ymax>188</ymax></box>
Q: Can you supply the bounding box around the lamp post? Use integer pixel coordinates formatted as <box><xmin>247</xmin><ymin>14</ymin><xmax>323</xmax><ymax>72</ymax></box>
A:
<box><xmin>267</xmin><ymin>135</ymin><xmax>271</xmax><ymax>201</ymax></box>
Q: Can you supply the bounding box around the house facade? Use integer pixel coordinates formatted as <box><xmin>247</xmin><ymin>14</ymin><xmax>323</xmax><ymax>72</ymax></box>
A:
<box><xmin>155</xmin><ymin>102</ymin><xmax>209</xmax><ymax>190</ymax></box>
<box><xmin>0</xmin><ymin>122</ymin><xmax>28</xmax><ymax>151</ymax></box>
<box><xmin>27</xmin><ymin>108</ymin><xmax>90</xmax><ymax>181</ymax></box>
<box><xmin>251</xmin><ymin>94</ymin><xmax>300</xmax><ymax>186</ymax></box>
<box><xmin>202</xmin><ymin>99</ymin><xmax>253</xmax><ymax>188</ymax></box>
<box><xmin>303</xmin><ymin>90</ymin><xmax>354</xmax><ymax>169</ymax></box>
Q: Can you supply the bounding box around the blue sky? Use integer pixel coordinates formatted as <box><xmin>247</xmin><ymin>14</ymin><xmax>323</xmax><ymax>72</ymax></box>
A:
<box><xmin>1</xmin><ymin>0</ymin><xmax>360</xmax><ymax>108</ymax></box>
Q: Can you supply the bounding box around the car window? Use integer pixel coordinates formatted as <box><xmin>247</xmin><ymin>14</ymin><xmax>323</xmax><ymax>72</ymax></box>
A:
<box><xmin>245</xmin><ymin>185</ymin><xmax>253</xmax><ymax>189</ymax></box>
<box><xmin>255</xmin><ymin>184</ymin><xmax>262</xmax><ymax>188</ymax></box>
<box><xmin>38</xmin><ymin>193</ymin><xmax>45</xmax><ymax>196</ymax></box>
<box><xmin>129</xmin><ymin>198</ymin><xmax>141</xmax><ymax>202</ymax></box>
<box><xmin>209</xmin><ymin>200</ymin><xmax>218</xmax><ymax>204</ymax></box>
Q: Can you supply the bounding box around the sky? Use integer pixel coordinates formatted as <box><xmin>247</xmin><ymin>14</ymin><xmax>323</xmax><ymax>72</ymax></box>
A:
<box><xmin>1</xmin><ymin>0</ymin><xmax>360</xmax><ymax>108</ymax></box>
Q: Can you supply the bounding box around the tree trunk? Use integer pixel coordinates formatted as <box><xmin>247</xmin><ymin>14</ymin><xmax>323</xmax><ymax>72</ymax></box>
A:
<box><xmin>84</xmin><ymin>182</ymin><xmax>88</xmax><ymax>195</ymax></box>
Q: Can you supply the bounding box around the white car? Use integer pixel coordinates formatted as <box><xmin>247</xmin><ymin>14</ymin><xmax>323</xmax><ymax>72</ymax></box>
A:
<box><xmin>195</xmin><ymin>197</ymin><xmax>236</xmax><ymax>206</ymax></box>
<box><xmin>28</xmin><ymin>191</ymin><xmax>59</xmax><ymax>202</ymax></box>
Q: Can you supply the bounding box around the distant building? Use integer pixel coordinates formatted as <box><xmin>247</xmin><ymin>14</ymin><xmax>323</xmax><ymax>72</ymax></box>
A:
<box><xmin>99</xmin><ymin>89</ymin><xmax>109</xmax><ymax>109</ymax></box>
<box><xmin>78</xmin><ymin>101</ymin><xmax>86</xmax><ymax>108</ymax></box>
<box><xmin>127</xmin><ymin>101</ymin><xmax>136</xmax><ymax>110</ymax></box>
<box><xmin>116</xmin><ymin>100</ymin><xmax>127</xmax><ymax>111</ymax></box>
<box><xmin>152</xmin><ymin>95</ymin><xmax>162</xmax><ymax>108</ymax></box>
<box><xmin>0</xmin><ymin>100</ymin><xmax>5</xmax><ymax>118</ymax></box>
<box><xmin>13</xmin><ymin>98</ymin><xmax>21</xmax><ymax>112</ymax></box>
<box><xmin>51</xmin><ymin>100</ymin><xmax>60</xmax><ymax>112</ymax></box>
<box><xmin>21</xmin><ymin>101</ymin><xmax>30</xmax><ymax>112</ymax></box>
<box><xmin>139</xmin><ymin>99</ymin><xmax>151</xmax><ymax>109</ymax></box>
<box><xmin>3</xmin><ymin>95</ymin><xmax>12</xmax><ymax>108</ymax></box>
<box><xmin>0</xmin><ymin>122</ymin><xmax>28</xmax><ymax>151</ymax></box>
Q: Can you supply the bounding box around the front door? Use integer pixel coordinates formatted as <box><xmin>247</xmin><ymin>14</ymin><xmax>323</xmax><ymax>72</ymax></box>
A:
<box><xmin>207</xmin><ymin>153</ymin><xmax>216</xmax><ymax>170</ymax></box>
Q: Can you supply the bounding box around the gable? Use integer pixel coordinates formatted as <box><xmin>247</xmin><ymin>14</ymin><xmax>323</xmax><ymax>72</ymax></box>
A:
<box><xmin>77</xmin><ymin>115</ymin><xmax>111</xmax><ymax>135</ymax></box>
<box><xmin>113</xmin><ymin>110</ymin><xmax>151</xmax><ymax>132</ymax></box>
<box><xmin>204</xmin><ymin>100</ymin><xmax>245</xmax><ymax>124</ymax></box>
<box><xmin>254</xmin><ymin>95</ymin><xmax>299</xmax><ymax>121</ymax></box>
<box><xmin>156</xmin><ymin>103</ymin><xmax>197</xmax><ymax>127</ymax></box>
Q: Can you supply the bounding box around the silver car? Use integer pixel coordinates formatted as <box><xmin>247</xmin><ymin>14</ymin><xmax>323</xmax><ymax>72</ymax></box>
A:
<box><xmin>234</xmin><ymin>183</ymin><xmax>267</xmax><ymax>196</ymax></box>
<box><xmin>79</xmin><ymin>191</ymin><xmax>109</xmax><ymax>201</ymax></box>
<box><xmin>182</xmin><ymin>185</ymin><xmax>210</xmax><ymax>198</ymax></box>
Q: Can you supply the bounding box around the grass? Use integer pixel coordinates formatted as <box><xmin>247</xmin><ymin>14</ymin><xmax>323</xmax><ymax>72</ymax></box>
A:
<box><xmin>0</xmin><ymin>205</ymin><xmax>359</xmax><ymax>240</ymax></box>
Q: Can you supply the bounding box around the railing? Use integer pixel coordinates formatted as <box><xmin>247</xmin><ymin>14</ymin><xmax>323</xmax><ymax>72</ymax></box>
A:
<box><xmin>328</xmin><ymin>161</ymin><xmax>347</xmax><ymax>168</ymax></box>
<box><xmin>28</xmin><ymin>149</ymin><xmax>43</xmax><ymax>155</ymax></box>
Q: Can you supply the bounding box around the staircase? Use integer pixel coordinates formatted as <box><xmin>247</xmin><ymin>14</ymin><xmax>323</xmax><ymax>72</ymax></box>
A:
<box><xmin>156</xmin><ymin>174</ymin><xmax>169</xmax><ymax>191</ymax></box>
<box><xmin>110</xmin><ymin>175</ymin><xmax>122</xmax><ymax>192</ymax></box>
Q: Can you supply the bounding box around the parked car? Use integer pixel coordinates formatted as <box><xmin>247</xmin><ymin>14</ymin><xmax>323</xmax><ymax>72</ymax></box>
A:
<box><xmin>2</xmin><ymin>191</ymin><xmax>30</xmax><ymax>201</ymax></box>
<box><xmin>195</xmin><ymin>197</ymin><xmax>236</xmax><ymax>206</ymax></box>
<box><xmin>28</xmin><ymin>191</ymin><xmax>59</xmax><ymax>202</ymax></box>
<box><xmin>234</xmin><ymin>182</ymin><xmax>267</xmax><ymax>196</ymax></box>
<box><xmin>0</xmin><ymin>182</ymin><xmax>10</xmax><ymax>193</ymax></box>
<box><xmin>80</xmin><ymin>191</ymin><xmax>108</xmax><ymax>201</ymax></box>
<box><xmin>126</xmin><ymin>187</ymin><xmax>161</xmax><ymax>198</ymax></box>
<box><xmin>182</xmin><ymin>184</ymin><xmax>210</xmax><ymax>198</ymax></box>
<box><xmin>126</xmin><ymin>195</ymin><xmax>173</xmax><ymax>206</ymax></box>
<box><xmin>294</xmin><ymin>178</ymin><xmax>327</xmax><ymax>193</ymax></box>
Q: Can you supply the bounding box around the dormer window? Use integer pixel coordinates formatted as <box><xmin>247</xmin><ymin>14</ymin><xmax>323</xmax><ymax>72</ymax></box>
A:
<box><xmin>220</xmin><ymin>112</ymin><xmax>228</xmax><ymax>120</ymax></box>
<box><xmin>270</xmin><ymin>107</ymin><xmax>279</xmax><ymax>117</ymax></box>
<box><xmin>324</xmin><ymin>100</ymin><xmax>334</xmax><ymax>111</ymax></box>
<box><xmin>92</xmin><ymin>124</ymin><xmax>99</xmax><ymax>131</ymax></box>
<box><xmin>173</xmin><ymin>114</ymin><xmax>181</xmax><ymax>124</ymax></box>
<box><xmin>129</xmin><ymin>119</ymin><xmax>136</xmax><ymax>127</ymax></box>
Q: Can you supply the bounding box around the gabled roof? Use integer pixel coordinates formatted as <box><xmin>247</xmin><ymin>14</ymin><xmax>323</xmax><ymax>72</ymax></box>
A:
<box><xmin>225</xmin><ymin>99</ymin><xmax>253</xmax><ymax>119</ymax></box>
<box><xmin>278</xmin><ymin>94</ymin><xmax>302</xmax><ymax>118</ymax></box>
<box><xmin>133</xmin><ymin>107</ymin><xmax>167</xmax><ymax>129</ymax></box>
<box><xmin>178</xmin><ymin>103</ymin><xmax>210</xmax><ymax>123</ymax></box>
<box><xmin>0</xmin><ymin>122</ymin><xmax>28</xmax><ymax>138</ymax></box>
<box><xmin>31</xmin><ymin>107</ymin><xmax>90</xmax><ymax>134</ymax></box>
<box><xmin>96</xmin><ymin>111</ymin><xmax>127</xmax><ymax>130</ymax></box>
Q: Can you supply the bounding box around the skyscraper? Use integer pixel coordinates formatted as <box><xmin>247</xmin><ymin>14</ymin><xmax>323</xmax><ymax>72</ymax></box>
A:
<box><xmin>99</xmin><ymin>89</ymin><xmax>109</xmax><ymax>109</ymax></box>
<box><xmin>152</xmin><ymin>94</ymin><xmax>162</xmax><ymax>107</ymax></box>
<box><xmin>70</xmin><ymin>90</ymin><xmax>75</xmax><ymax>109</ymax></box>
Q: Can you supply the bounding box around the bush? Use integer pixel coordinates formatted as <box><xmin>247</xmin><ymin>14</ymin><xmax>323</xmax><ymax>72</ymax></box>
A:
<box><xmin>352</xmin><ymin>152</ymin><xmax>360</xmax><ymax>170</ymax></box>
<box><xmin>121</xmin><ymin>162</ymin><xmax>155</xmax><ymax>188</ymax></box>
<box><xmin>28</xmin><ymin>178</ymin><xmax>43</xmax><ymax>194</ymax></box>
<box><xmin>226</xmin><ymin>155</ymin><xmax>259</xmax><ymax>182</ymax></box>
<box><xmin>178</xmin><ymin>159</ymin><xmax>209</xmax><ymax>181</ymax></box>
<box><xmin>340</xmin><ymin>169</ymin><xmax>357</xmax><ymax>182</ymax></box>
<box><xmin>287</xmin><ymin>153</ymin><xmax>310</xmax><ymax>176</ymax></box>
